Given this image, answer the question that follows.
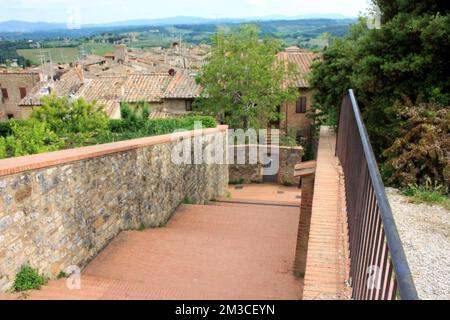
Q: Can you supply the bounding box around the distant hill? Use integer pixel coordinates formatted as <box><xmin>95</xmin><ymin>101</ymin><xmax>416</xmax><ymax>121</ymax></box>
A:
<box><xmin>0</xmin><ymin>20</ymin><xmax>66</xmax><ymax>32</ymax></box>
<box><xmin>0</xmin><ymin>14</ymin><xmax>355</xmax><ymax>33</ymax></box>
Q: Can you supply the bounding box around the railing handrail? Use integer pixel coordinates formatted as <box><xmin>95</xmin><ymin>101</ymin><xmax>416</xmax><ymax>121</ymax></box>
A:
<box><xmin>344</xmin><ymin>89</ymin><xmax>419</xmax><ymax>300</ymax></box>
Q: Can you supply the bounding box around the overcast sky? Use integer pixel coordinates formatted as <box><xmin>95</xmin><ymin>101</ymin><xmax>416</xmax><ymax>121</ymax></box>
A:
<box><xmin>0</xmin><ymin>0</ymin><xmax>371</xmax><ymax>24</ymax></box>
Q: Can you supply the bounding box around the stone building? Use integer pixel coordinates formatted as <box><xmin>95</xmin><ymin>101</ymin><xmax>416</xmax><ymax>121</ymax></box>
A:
<box><xmin>19</xmin><ymin>69</ymin><xmax>201</xmax><ymax>119</ymax></box>
<box><xmin>0</xmin><ymin>71</ymin><xmax>42</xmax><ymax>120</ymax></box>
<box><xmin>277</xmin><ymin>47</ymin><xmax>319</xmax><ymax>143</ymax></box>
<box><xmin>114</xmin><ymin>44</ymin><xmax>129</xmax><ymax>64</ymax></box>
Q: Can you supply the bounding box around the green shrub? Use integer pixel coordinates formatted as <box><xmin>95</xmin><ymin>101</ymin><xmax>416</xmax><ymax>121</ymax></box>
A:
<box><xmin>0</xmin><ymin>120</ymin><xmax>28</xmax><ymax>138</ymax></box>
<box><xmin>0</xmin><ymin>137</ymin><xmax>6</xmax><ymax>159</ymax></box>
<box><xmin>12</xmin><ymin>265</ymin><xmax>47</xmax><ymax>292</ymax></box>
<box><xmin>31</xmin><ymin>95</ymin><xmax>109</xmax><ymax>145</ymax></box>
<box><xmin>229</xmin><ymin>179</ymin><xmax>244</xmax><ymax>185</ymax></box>
<box><xmin>0</xmin><ymin>98</ymin><xmax>217</xmax><ymax>160</ymax></box>
<box><xmin>105</xmin><ymin>115</ymin><xmax>216</xmax><ymax>141</ymax></box>
<box><xmin>383</xmin><ymin>103</ymin><xmax>449</xmax><ymax>189</ymax></box>
<box><xmin>403</xmin><ymin>178</ymin><xmax>450</xmax><ymax>209</ymax></box>
<box><xmin>0</xmin><ymin>120</ymin><xmax>63</xmax><ymax>158</ymax></box>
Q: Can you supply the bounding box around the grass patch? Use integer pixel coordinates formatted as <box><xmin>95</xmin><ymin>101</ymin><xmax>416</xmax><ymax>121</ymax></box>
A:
<box><xmin>183</xmin><ymin>197</ymin><xmax>194</xmax><ymax>205</ymax></box>
<box><xmin>282</xmin><ymin>181</ymin><xmax>294</xmax><ymax>187</ymax></box>
<box><xmin>12</xmin><ymin>265</ymin><xmax>47</xmax><ymax>292</ymax></box>
<box><xmin>403</xmin><ymin>181</ymin><xmax>450</xmax><ymax>210</ymax></box>
<box><xmin>136</xmin><ymin>223</ymin><xmax>146</xmax><ymax>231</ymax></box>
<box><xmin>57</xmin><ymin>271</ymin><xmax>68</xmax><ymax>279</ymax></box>
<box><xmin>17</xmin><ymin>47</ymin><xmax>79</xmax><ymax>64</ymax></box>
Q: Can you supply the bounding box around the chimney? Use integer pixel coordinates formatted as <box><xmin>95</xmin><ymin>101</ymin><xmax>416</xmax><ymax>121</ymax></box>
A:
<box><xmin>74</xmin><ymin>63</ymin><xmax>85</xmax><ymax>84</ymax></box>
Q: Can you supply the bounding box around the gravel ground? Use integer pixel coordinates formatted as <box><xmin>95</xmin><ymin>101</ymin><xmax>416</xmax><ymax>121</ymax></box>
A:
<box><xmin>386</xmin><ymin>188</ymin><xmax>450</xmax><ymax>300</ymax></box>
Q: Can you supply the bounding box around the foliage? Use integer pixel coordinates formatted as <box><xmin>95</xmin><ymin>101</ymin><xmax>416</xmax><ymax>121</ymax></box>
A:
<box><xmin>309</xmin><ymin>1</ymin><xmax>450</xmax><ymax>187</ymax></box>
<box><xmin>0</xmin><ymin>119</ymin><xmax>28</xmax><ymax>138</ymax></box>
<box><xmin>12</xmin><ymin>265</ymin><xmax>47</xmax><ymax>292</ymax></box>
<box><xmin>382</xmin><ymin>103</ymin><xmax>449</xmax><ymax>189</ymax></box>
<box><xmin>0</xmin><ymin>40</ymin><xmax>32</xmax><ymax>66</ymax></box>
<box><xmin>403</xmin><ymin>178</ymin><xmax>450</xmax><ymax>210</ymax></box>
<box><xmin>280</xmin><ymin>129</ymin><xmax>299</xmax><ymax>147</ymax></box>
<box><xmin>195</xmin><ymin>24</ymin><xmax>299</xmax><ymax>130</ymax></box>
<box><xmin>0</xmin><ymin>96</ymin><xmax>216</xmax><ymax>159</ymax></box>
<box><xmin>310</xmin><ymin>3</ymin><xmax>450</xmax><ymax>153</ymax></box>
<box><xmin>31</xmin><ymin>95</ymin><xmax>109</xmax><ymax>147</ymax></box>
<box><xmin>103</xmin><ymin>114</ymin><xmax>217</xmax><ymax>143</ymax></box>
<box><xmin>0</xmin><ymin>120</ymin><xmax>62</xmax><ymax>159</ymax></box>
<box><xmin>119</xmin><ymin>101</ymin><xmax>150</xmax><ymax>131</ymax></box>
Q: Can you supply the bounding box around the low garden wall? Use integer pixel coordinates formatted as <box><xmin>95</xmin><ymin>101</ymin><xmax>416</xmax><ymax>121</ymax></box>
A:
<box><xmin>0</xmin><ymin>126</ymin><xmax>228</xmax><ymax>291</ymax></box>
<box><xmin>228</xmin><ymin>145</ymin><xmax>303</xmax><ymax>185</ymax></box>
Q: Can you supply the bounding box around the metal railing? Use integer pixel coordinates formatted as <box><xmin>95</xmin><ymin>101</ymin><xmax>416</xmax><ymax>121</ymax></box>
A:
<box><xmin>336</xmin><ymin>90</ymin><xmax>419</xmax><ymax>300</ymax></box>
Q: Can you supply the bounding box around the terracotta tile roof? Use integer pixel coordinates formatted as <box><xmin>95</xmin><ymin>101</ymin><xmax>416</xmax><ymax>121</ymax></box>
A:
<box><xmin>76</xmin><ymin>77</ymin><xmax>127</xmax><ymax>117</ymax></box>
<box><xmin>19</xmin><ymin>68</ymin><xmax>201</xmax><ymax>116</ymax></box>
<box><xmin>122</xmin><ymin>73</ymin><xmax>172</xmax><ymax>102</ymax></box>
<box><xmin>277</xmin><ymin>51</ymin><xmax>319</xmax><ymax>88</ymax></box>
<box><xmin>20</xmin><ymin>68</ymin><xmax>83</xmax><ymax>106</ymax></box>
<box><xmin>163</xmin><ymin>72</ymin><xmax>201</xmax><ymax>99</ymax></box>
<box><xmin>80</xmin><ymin>55</ymin><xmax>107</xmax><ymax>66</ymax></box>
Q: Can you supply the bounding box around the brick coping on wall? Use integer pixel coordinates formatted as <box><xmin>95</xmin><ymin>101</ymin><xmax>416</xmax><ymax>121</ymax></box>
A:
<box><xmin>0</xmin><ymin>125</ymin><xmax>228</xmax><ymax>177</ymax></box>
<box><xmin>231</xmin><ymin>144</ymin><xmax>303</xmax><ymax>151</ymax></box>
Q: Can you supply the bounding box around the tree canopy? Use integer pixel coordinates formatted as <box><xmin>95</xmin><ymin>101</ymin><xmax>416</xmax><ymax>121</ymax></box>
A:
<box><xmin>309</xmin><ymin>0</ymin><xmax>449</xmax><ymax>188</ymax></box>
<box><xmin>195</xmin><ymin>24</ymin><xmax>298</xmax><ymax>130</ymax></box>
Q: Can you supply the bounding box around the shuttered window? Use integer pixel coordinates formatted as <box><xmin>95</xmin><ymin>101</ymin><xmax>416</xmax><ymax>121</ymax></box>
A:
<box><xmin>185</xmin><ymin>100</ymin><xmax>193</xmax><ymax>111</ymax></box>
<box><xmin>1</xmin><ymin>88</ymin><xmax>8</xmax><ymax>100</ymax></box>
<box><xmin>296</xmin><ymin>96</ymin><xmax>307</xmax><ymax>113</ymax></box>
<box><xmin>19</xmin><ymin>87</ymin><xmax>27</xmax><ymax>99</ymax></box>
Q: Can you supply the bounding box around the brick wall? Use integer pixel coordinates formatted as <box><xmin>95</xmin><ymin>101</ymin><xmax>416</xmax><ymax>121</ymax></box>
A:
<box><xmin>0</xmin><ymin>126</ymin><xmax>228</xmax><ymax>291</ymax></box>
<box><xmin>294</xmin><ymin>174</ymin><xmax>315</xmax><ymax>277</ymax></box>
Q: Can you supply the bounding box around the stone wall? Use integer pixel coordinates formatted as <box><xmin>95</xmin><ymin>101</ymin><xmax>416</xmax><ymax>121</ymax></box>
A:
<box><xmin>0</xmin><ymin>72</ymin><xmax>42</xmax><ymax>120</ymax></box>
<box><xmin>0</xmin><ymin>126</ymin><xmax>228</xmax><ymax>291</ymax></box>
<box><xmin>228</xmin><ymin>145</ymin><xmax>303</xmax><ymax>185</ymax></box>
<box><xmin>279</xmin><ymin>89</ymin><xmax>313</xmax><ymax>139</ymax></box>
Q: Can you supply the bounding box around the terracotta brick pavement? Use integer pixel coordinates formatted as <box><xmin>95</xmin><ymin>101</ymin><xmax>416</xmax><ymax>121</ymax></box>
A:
<box><xmin>302</xmin><ymin>127</ymin><xmax>351</xmax><ymax>300</ymax></box>
<box><xmin>1</xmin><ymin>201</ymin><xmax>302</xmax><ymax>300</ymax></box>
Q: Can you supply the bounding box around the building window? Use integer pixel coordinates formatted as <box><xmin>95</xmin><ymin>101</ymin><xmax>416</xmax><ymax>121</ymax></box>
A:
<box><xmin>296</xmin><ymin>96</ymin><xmax>307</xmax><ymax>113</ymax></box>
<box><xmin>19</xmin><ymin>87</ymin><xmax>27</xmax><ymax>99</ymax></box>
<box><xmin>185</xmin><ymin>100</ymin><xmax>193</xmax><ymax>111</ymax></box>
<box><xmin>1</xmin><ymin>88</ymin><xmax>8</xmax><ymax>100</ymax></box>
<box><xmin>7</xmin><ymin>114</ymin><xmax>14</xmax><ymax>119</ymax></box>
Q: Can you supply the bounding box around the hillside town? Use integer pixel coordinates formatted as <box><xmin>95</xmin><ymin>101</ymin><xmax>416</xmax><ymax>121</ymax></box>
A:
<box><xmin>0</xmin><ymin>0</ymin><xmax>448</xmax><ymax>306</ymax></box>
<box><xmin>0</xmin><ymin>43</ymin><xmax>317</xmax><ymax>141</ymax></box>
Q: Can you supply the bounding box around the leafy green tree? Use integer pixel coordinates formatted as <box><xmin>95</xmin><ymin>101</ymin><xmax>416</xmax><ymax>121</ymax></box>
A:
<box><xmin>32</xmin><ymin>95</ymin><xmax>109</xmax><ymax>146</ymax></box>
<box><xmin>195</xmin><ymin>24</ymin><xmax>299</xmax><ymax>129</ymax></box>
<box><xmin>310</xmin><ymin>1</ymin><xmax>449</xmax><ymax>157</ymax></box>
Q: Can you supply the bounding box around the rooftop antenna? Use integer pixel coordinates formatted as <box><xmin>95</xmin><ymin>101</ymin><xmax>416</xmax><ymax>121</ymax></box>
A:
<box><xmin>35</xmin><ymin>42</ymin><xmax>48</xmax><ymax>80</ymax></box>
<box><xmin>48</xmin><ymin>50</ymin><xmax>54</xmax><ymax>81</ymax></box>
